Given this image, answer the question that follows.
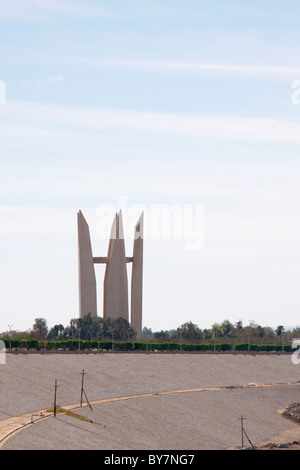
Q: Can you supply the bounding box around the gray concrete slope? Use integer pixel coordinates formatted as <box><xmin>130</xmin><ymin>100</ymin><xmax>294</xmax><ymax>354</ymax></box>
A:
<box><xmin>0</xmin><ymin>352</ymin><xmax>300</xmax><ymax>449</ymax></box>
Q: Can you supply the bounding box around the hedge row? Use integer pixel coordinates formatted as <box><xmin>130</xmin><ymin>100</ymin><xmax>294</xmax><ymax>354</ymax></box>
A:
<box><xmin>0</xmin><ymin>339</ymin><xmax>292</xmax><ymax>352</ymax></box>
<box><xmin>233</xmin><ymin>343</ymin><xmax>292</xmax><ymax>352</ymax></box>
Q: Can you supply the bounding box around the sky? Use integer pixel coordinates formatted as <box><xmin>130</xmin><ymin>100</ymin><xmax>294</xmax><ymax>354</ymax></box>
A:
<box><xmin>0</xmin><ymin>0</ymin><xmax>300</xmax><ymax>334</ymax></box>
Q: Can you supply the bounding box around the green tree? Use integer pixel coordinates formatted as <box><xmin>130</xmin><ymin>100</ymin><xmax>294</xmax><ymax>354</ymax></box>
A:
<box><xmin>264</xmin><ymin>327</ymin><xmax>276</xmax><ymax>341</ymax></box>
<box><xmin>235</xmin><ymin>321</ymin><xmax>243</xmax><ymax>336</ymax></box>
<box><xmin>178</xmin><ymin>321</ymin><xmax>203</xmax><ymax>341</ymax></box>
<box><xmin>275</xmin><ymin>325</ymin><xmax>285</xmax><ymax>337</ymax></box>
<box><xmin>48</xmin><ymin>324</ymin><xmax>65</xmax><ymax>340</ymax></box>
<box><xmin>221</xmin><ymin>319</ymin><xmax>235</xmax><ymax>337</ymax></box>
<box><xmin>90</xmin><ymin>317</ymin><xmax>104</xmax><ymax>339</ymax></box>
<box><xmin>102</xmin><ymin>317</ymin><xmax>114</xmax><ymax>339</ymax></box>
<box><xmin>142</xmin><ymin>326</ymin><xmax>153</xmax><ymax>339</ymax></box>
<box><xmin>211</xmin><ymin>323</ymin><xmax>222</xmax><ymax>338</ymax></box>
<box><xmin>113</xmin><ymin>317</ymin><xmax>136</xmax><ymax>340</ymax></box>
<box><xmin>203</xmin><ymin>328</ymin><xmax>212</xmax><ymax>340</ymax></box>
<box><xmin>154</xmin><ymin>330</ymin><xmax>169</xmax><ymax>341</ymax></box>
<box><xmin>31</xmin><ymin>318</ymin><xmax>48</xmax><ymax>340</ymax></box>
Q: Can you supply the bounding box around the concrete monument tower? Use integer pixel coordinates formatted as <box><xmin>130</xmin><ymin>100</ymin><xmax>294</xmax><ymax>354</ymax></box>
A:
<box><xmin>131</xmin><ymin>212</ymin><xmax>144</xmax><ymax>339</ymax></box>
<box><xmin>77</xmin><ymin>209</ymin><xmax>144</xmax><ymax>338</ymax></box>
<box><xmin>77</xmin><ymin>211</ymin><xmax>97</xmax><ymax>318</ymax></box>
<box><xmin>103</xmin><ymin>211</ymin><xmax>129</xmax><ymax>321</ymax></box>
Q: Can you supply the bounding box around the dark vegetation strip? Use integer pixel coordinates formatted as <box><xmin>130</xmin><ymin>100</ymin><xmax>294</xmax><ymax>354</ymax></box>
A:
<box><xmin>0</xmin><ymin>338</ymin><xmax>293</xmax><ymax>352</ymax></box>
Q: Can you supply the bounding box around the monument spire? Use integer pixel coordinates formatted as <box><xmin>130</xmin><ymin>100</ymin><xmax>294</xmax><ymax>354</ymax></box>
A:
<box><xmin>77</xmin><ymin>210</ymin><xmax>97</xmax><ymax>318</ymax></box>
<box><xmin>103</xmin><ymin>210</ymin><xmax>129</xmax><ymax>320</ymax></box>
<box><xmin>131</xmin><ymin>212</ymin><xmax>144</xmax><ymax>339</ymax></box>
<box><xmin>77</xmin><ymin>209</ymin><xmax>144</xmax><ymax>338</ymax></box>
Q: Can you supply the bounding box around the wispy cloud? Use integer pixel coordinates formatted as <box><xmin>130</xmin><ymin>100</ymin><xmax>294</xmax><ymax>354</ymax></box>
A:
<box><xmin>25</xmin><ymin>56</ymin><xmax>300</xmax><ymax>79</ymax></box>
<box><xmin>2</xmin><ymin>101</ymin><xmax>300</xmax><ymax>143</ymax></box>
<box><xmin>46</xmin><ymin>75</ymin><xmax>63</xmax><ymax>82</ymax></box>
<box><xmin>0</xmin><ymin>0</ymin><xmax>215</xmax><ymax>22</ymax></box>
<box><xmin>0</xmin><ymin>0</ymin><xmax>111</xmax><ymax>21</ymax></box>
<box><xmin>1</xmin><ymin>151</ymin><xmax>300</xmax><ymax>218</ymax></box>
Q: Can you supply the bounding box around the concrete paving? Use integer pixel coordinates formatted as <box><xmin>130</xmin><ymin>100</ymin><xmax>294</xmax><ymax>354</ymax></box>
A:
<box><xmin>0</xmin><ymin>352</ymin><xmax>300</xmax><ymax>449</ymax></box>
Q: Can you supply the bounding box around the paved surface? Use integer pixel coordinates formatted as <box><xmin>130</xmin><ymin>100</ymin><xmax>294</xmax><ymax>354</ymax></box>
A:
<box><xmin>0</xmin><ymin>352</ymin><xmax>300</xmax><ymax>449</ymax></box>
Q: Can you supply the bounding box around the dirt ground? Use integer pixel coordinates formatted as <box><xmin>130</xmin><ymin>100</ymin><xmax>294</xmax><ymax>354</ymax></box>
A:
<box><xmin>0</xmin><ymin>351</ymin><xmax>300</xmax><ymax>450</ymax></box>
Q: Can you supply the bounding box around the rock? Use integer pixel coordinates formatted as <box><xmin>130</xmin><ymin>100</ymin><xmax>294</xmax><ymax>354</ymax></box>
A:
<box><xmin>281</xmin><ymin>403</ymin><xmax>300</xmax><ymax>424</ymax></box>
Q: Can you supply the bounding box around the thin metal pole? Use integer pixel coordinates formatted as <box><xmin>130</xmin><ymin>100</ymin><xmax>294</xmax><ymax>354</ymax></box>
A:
<box><xmin>83</xmin><ymin>389</ymin><xmax>93</xmax><ymax>411</ymax></box>
<box><xmin>243</xmin><ymin>426</ymin><xmax>255</xmax><ymax>449</ymax></box>
<box><xmin>54</xmin><ymin>380</ymin><xmax>58</xmax><ymax>417</ymax></box>
<box><xmin>80</xmin><ymin>369</ymin><xmax>86</xmax><ymax>407</ymax></box>
<box><xmin>8</xmin><ymin>324</ymin><xmax>13</xmax><ymax>351</ymax></box>
<box><xmin>80</xmin><ymin>370</ymin><xmax>93</xmax><ymax>411</ymax></box>
<box><xmin>239</xmin><ymin>416</ymin><xmax>245</xmax><ymax>448</ymax></box>
<box><xmin>238</xmin><ymin>416</ymin><xmax>254</xmax><ymax>449</ymax></box>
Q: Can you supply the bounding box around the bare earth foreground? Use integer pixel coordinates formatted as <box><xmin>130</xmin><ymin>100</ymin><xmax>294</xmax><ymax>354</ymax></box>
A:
<box><xmin>0</xmin><ymin>352</ymin><xmax>300</xmax><ymax>450</ymax></box>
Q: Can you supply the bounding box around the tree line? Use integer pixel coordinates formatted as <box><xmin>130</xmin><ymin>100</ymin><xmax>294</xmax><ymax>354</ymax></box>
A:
<box><xmin>2</xmin><ymin>316</ymin><xmax>299</xmax><ymax>346</ymax></box>
<box><xmin>149</xmin><ymin>320</ymin><xmax>297</xmax><ymax>345</ymax></box>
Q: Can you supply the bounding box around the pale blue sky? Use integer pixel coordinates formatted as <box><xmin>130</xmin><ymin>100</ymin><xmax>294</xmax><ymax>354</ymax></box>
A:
<box><xmin>0</xmin><ymin>0</ymin><xmax>300</xmax><ymax>333</ymax></box>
